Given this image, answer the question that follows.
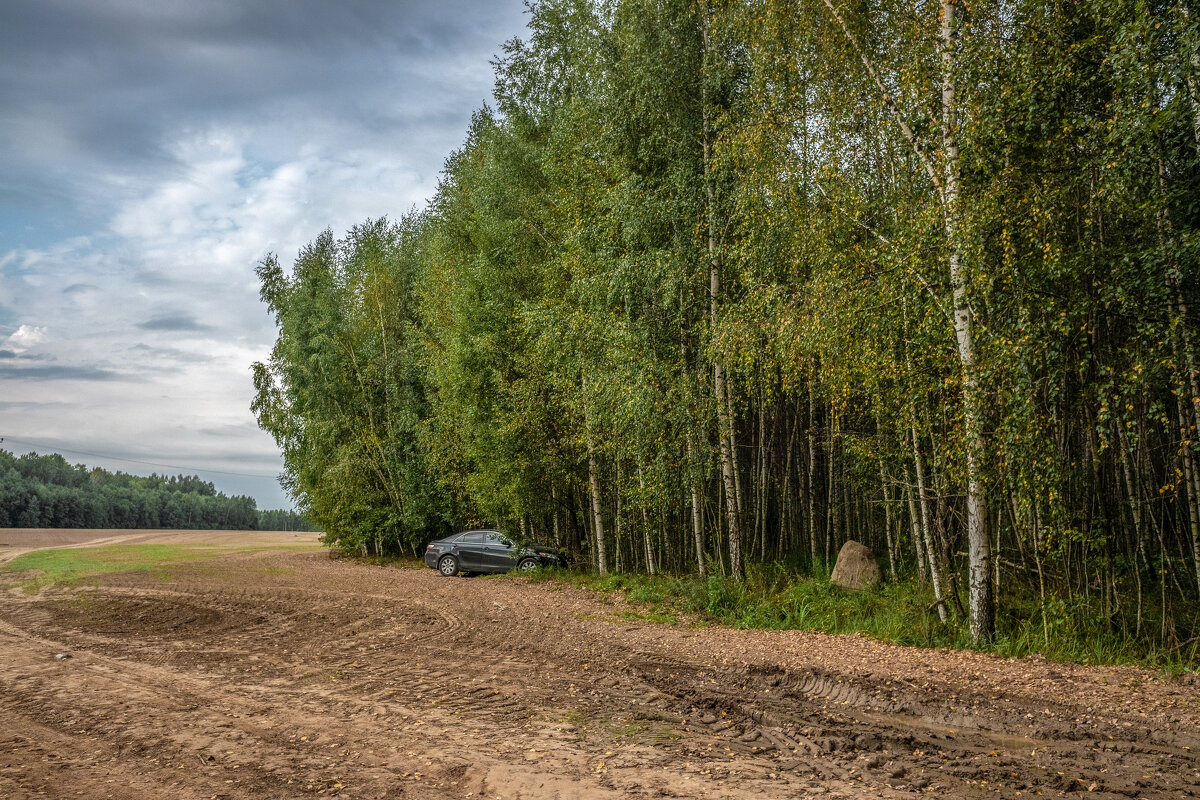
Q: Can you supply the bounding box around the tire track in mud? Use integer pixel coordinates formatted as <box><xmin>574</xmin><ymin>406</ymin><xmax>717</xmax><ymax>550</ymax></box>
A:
<box><xmin>402</xmin><ymin>575</ymin><xmax>1200</xmax><ymax>798</ymax></box>
<box><xmin>0</xmin><ymin>611</ymin><xmax>547</xmax><ymax>799</ymax></box>
<box><xmin>3</xmin><ymin>581</ymin><xmax>858</xmax><ymax>797</ymax></box>
<box><xmin>418</xmin><ymin>578</ymin><xmax>1200</xmax><ymax>798</ymax></box>
<box><xmin>0</xmin><ymin>589</ymin><xmax>670</xmax><ymax>798</ymax></box>
<box><xmin>334</xmin><ymin>567</ymin><xmax>1200</xmax><ymax>798</ymax></box>
<box><xmin>616</xmin><ymin>650</ymin><xmax>1200</xmax><ymax>798</ymax></box>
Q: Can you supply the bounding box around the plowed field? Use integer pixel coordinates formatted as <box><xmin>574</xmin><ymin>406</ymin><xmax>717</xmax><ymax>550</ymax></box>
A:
<box><xmin>1</xmin><ymin>530</ymin><xmax>1197</xmax><ymax>799</ymax></box>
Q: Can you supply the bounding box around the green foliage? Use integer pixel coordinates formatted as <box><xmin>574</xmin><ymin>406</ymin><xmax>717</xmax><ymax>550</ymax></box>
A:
<box><xmin>559</xmin><ymin>568</ymin><xmax>1197</xmax><ymax>669</ymax></box>
<box><xmin>0</xmin><ymin>449</ymin><xmax>268</xmax><ymax>530</ymax></box>
<box><xmin>253</xmin><ymin>217</ymin><xmax>453</xmax><ymax>555</ymax></box>
<box><xmin>256</xmin><ymin>508</ymin><xmax>319</xmax><ymax>532</ymax></box>
<box><xmin>253</xmin><ymin>0</ymin><xmax>1200</xmax><ymax>666</ymax></box>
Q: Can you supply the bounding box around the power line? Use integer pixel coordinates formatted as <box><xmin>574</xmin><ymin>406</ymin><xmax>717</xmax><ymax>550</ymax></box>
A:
<box><xmin>0</xmin><ymin>435</ymin><xmax>282</xmax><ymax>480</ymax></box>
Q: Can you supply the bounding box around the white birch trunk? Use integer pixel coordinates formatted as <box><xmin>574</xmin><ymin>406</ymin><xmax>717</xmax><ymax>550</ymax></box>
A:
<box><xmin>941</xmin><ymin>0</ymin><xmax>993</xmax><ymax>642</ymax></box>
<box><xmin>906</xmin><ymin>479</ymin><xmax>928</xmax><ymax>584</ymax></box>
<box><xmin>729</xmin><ymin>384</ymin><xmax>744</xmax><ymax>522</ymax></box>
<box><xmin>551</xmin><ymin>484</ymin><xmax>561</xmax><ymax>548</ymax></box>
<box><xmin>687</xmin><ymin>440</ymin><xmax>707</xmax><ymax>577</ymax></box>
<box><xmin>879</xmin><ymin>459</ymin><xmax>898</xmax><ymax>581</ymax></box>
<box><xmin>637</xmin><ymin>467</ymin><xmax>656</xmax><ymax>575</ymax></box>
<box><xmin>614</xmin><ymin>470</ymin><xmax>624</xmax><ymax>574</ymax></box>
<box><xmin>808</xmin><ymin>390</ymin><xmax>818</xmax><ymax>569</ymax></box>
<box><xmin>583</xmin><ymin>374</ymin><xmax>607</xmax><ymax>574</ymax></box>
<box><xmin>820</xmin><ymin>0</ymin><xmax>991</xmax><ymax>639</ymax></box>
<box><xmin>588</xmin><ymin>439</ymin><xmax>607</xmax><ymax>574</ymax></box>
<box><xmin>911</xmin><ymin>419</ymin><xmax>947</xmax><ymax>621</ymax></box>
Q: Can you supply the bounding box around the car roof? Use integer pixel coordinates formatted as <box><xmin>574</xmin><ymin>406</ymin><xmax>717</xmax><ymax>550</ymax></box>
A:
<box><xmin>445</xmin><ymin>529</ymin><xmax>500</xmax><ymax>540</ymax></box>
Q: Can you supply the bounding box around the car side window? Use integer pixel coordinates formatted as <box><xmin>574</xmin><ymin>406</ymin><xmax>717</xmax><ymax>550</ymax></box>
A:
<box><xmin>460</xmin><ymin>532</ymin><xmax>484</xmax><ymax>545</ymax></box>
<box><xmin>485</xmin><ymin>532</ymin><xmax>512</xmax><ymax>547</ymax></box>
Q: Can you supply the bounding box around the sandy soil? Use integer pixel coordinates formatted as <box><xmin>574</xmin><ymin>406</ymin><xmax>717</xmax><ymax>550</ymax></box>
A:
<box><xmin>0</xmin><ymin>530</ymin><xmax>1197</xmax><ymax>799</ymax></box>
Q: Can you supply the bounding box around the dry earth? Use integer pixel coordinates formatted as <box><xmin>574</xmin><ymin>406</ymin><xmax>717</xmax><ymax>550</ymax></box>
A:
<box><xmin>0</xmin><ymin>529</ymin><xmax>1198</xmax><ymax>799</ymax></box>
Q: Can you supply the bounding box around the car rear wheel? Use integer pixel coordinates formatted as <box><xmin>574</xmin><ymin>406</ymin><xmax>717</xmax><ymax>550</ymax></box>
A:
<box><xmin>517</xmin><ymin>558</ymin><xmax>539</xmax><ymax>572</ymax></box>
<box><xmin>438</xmin><ymin>554</ymin><xmax>460</xmax><ymax>577</ymax></box>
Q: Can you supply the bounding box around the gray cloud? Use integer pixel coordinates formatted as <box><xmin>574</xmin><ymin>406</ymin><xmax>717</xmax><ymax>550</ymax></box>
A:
<box><xmin>197</xmin><ymin>421</ymin><xmax>264</xmax><ymax>438</ymax></box>
<box><xmin>0</xmin><ymin>349</ymin><xmax>43</xmax><ymax>361</ymax></box>
<box><xmin>0</xmin><ymin>1</ymin><xmax>525</xmax><ymax>198</ymax></box>
<box><xmin>130</xmin><ymin>343</ymin><xmax>215</xmax><ymax>363</ymax></box>
<box><xmin>0</xmin><ymin>364</ymin><xmax>125</xmax><ymax>381</ymax></box>
<box><xmin>137</xmin><ymin>313</ymin><xmax>213</xmax><ymax>332</ymax></box>
<box><xmin>131</xmin><ymin>270</ymin><xmax>179</xmax><ymax>288</ymax></box>
<box><xmin>0</xmin><ymin>400</ymin><xmax>69</xmax><ymax>410</ymax></box>
<box><xmin>0</xmin><ymin>0</ymin><xmax>530</xmax><ymax>508</ymax></box>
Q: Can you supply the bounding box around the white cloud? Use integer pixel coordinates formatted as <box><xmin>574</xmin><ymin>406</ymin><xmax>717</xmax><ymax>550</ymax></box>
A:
<box><xmin>0</xmin><ymin>124</ymin><xmax>442</xmax><ymax>508</ymax></box>
<box><xmin>3</xmin><ymin>323</ymin><xmax>47</xmax><ymax>352</ymax></box>
<box><xmin>0</xmin><ymin>0</ymin><xmax>531</xmax><ymax>507</ymax></box>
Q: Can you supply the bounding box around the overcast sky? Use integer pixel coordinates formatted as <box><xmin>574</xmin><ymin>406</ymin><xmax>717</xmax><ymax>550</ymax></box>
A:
<box><xmin>0</xmin><ymin>0</ymin><xmax>528</xmax><ymax>509</ymax></box>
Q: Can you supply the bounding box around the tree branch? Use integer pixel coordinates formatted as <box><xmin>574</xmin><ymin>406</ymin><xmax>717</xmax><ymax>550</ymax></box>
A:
<box><xmin>820</xmin><ymin>0</ymin><xmax>945</xmax><ymax>206</ymax></box>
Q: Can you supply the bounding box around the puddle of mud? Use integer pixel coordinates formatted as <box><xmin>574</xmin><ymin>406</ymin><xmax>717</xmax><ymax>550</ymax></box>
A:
<box><xmin>857</xmin><ymin>709</ymin><xmax>1040</xmax><ymax>751</ymax></box>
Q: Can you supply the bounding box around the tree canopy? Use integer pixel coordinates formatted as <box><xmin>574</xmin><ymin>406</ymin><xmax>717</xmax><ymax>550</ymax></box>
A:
<box><xmin>254</xmin><ymin>0</ymin><xmax>1200</xmax><ymax>650</ymax></box>
<box><xmin>0</xmin><ymin>449</ymin><xmax>312</xmax><ymax>531</ymax></box>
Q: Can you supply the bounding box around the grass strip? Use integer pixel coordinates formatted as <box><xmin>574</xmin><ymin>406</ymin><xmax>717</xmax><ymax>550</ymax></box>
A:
<box><xmin>0</xmin><ymin>543</ymin><xmax>317</xmax><ymax>592</ymax></box>
<box><xmin>528</xmin><ymin>564</ymin><xmax>1199</xmax><ymax>673</ymax></box>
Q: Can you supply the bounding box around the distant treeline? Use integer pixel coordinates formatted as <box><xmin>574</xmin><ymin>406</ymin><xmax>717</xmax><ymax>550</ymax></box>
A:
<box><xmin>0</xmin><ymin>449</ymin><xmax>316</xmax><ymax>531</ymax></box>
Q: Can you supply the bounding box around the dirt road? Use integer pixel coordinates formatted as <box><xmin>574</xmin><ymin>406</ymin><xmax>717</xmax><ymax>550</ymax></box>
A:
<box><xmin>1</xmin><ymin>533</ymin><xmax>1197</xmax><ymax>799</ymax></box>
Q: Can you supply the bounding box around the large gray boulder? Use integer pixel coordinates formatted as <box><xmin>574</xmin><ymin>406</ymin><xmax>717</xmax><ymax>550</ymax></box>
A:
<box><xmin>830</xmin><ymin>540</ymin><xmax>881</xmax><ymax>590</ymax></box>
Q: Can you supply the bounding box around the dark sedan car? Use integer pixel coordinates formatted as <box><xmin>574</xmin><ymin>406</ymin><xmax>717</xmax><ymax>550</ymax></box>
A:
<box><xmin>424</xmin><ymin>529</ymin><xmax>567</xmax><ymax>576</ymax></box>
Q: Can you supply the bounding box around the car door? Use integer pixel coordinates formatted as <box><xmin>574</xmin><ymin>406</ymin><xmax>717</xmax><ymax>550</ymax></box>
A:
<box><xmin>455</xmin><ymin>531</ymin><xmax>486</xmax><ymax>570</ymax></box>
<box><xmin>481</xmin><ymin>531</ymin><xmax>517</xmax><ymax>572</ymax></box>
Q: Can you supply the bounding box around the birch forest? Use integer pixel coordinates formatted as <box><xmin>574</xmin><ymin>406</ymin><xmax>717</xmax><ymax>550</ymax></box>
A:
<box><xmin>253</xmin><ymin>0</ymin><xmax>1200</xmax><ymax>650</ymax></box>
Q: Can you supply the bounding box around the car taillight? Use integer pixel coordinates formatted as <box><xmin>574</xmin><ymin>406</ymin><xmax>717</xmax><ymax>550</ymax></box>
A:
<box><xmin>427</xmin><ymin>544</ymin><xmax>435</xmax><ymax>549</ymax></box>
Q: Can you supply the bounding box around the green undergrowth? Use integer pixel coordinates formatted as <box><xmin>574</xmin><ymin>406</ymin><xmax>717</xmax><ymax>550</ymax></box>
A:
<box><xmin>528</xmin><ymin>564</ymin><xmax>1198</xmax><ymax>673</ymax></box>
